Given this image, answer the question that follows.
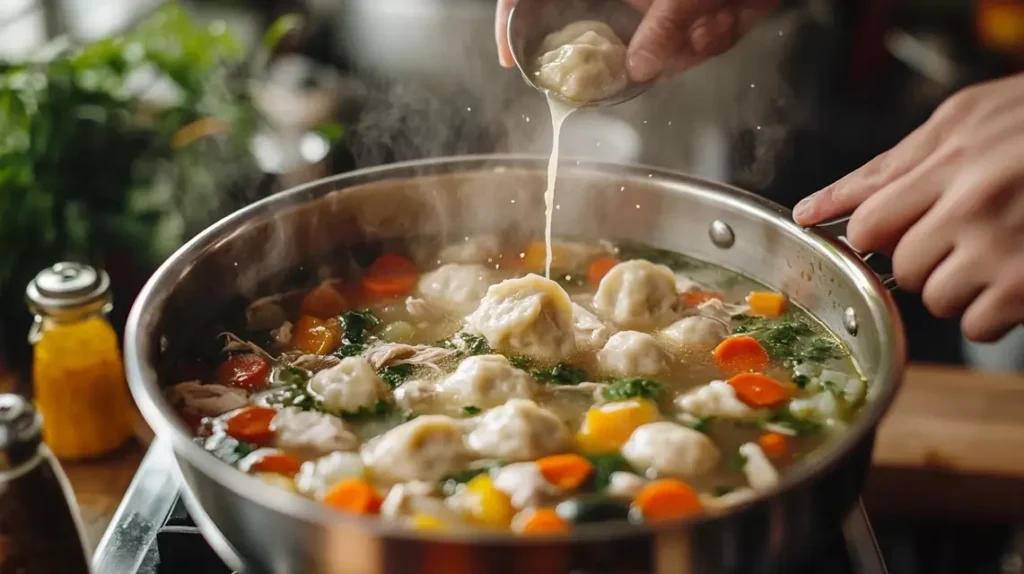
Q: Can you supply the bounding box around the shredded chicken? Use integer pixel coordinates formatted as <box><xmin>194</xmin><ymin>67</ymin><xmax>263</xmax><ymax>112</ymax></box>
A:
<box><xmin>362</xmin><ymin>343</ymin><xmax>457</xmax><ymax>372</ymax></box>
<box><xmin>284</xmin><ymin>353</ymin><xmax>340</xmax><ymax>372</ymax></box>
<box><xmin>245</xmin><ymin>290</ymin><xmax>302</xmax><ymax>331</ymax></box>
<box><xmin>166</xmin><ymin>381</ymin><xmax>248</xmax><ymax>417</ymax></box>
<box><xmin>271</xmin><ymin>321</ymin><xmax>293</xmax><ymax>346</ymax></box>
<box><xmin>218</xmin><ymin>332</ymin><xmax>274</xmax><ymax>360</ymax></box>
<box><xmin>405</xmin><ymin>296</ymin><xmax>444</xmax><ymax>323</ymax></box>
<box><xmin>693</xmin><ymin>299</ymin><xmax>749</xmax><ymax>323</ymax></box>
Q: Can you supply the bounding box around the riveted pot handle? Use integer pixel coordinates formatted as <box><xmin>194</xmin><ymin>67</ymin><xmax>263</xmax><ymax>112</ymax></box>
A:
<box><xmin>814</xmin><ymin>216</ymin><xmax>898</xmax><ymax>292</ymax></box>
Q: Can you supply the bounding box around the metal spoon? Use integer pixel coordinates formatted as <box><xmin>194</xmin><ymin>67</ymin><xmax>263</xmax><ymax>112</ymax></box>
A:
<box><xmin>508</xmin><ymin>0</ymin><xmax>652</xmax><ymax>108</ymax></box>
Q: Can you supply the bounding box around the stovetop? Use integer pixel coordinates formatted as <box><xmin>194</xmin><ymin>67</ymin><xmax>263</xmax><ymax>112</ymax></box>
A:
<box><xmin>92</xmin><ymin>442</ymin><xmax>889</xmax><ymax>574</ymax></box>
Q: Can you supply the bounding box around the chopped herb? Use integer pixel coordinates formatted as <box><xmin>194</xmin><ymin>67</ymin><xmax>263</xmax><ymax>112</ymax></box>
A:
<box><xmin>734</xmin><ymin>315</ymin><xmax>844</xmax><ymax>364</ymax></box>
<box><xmin>436</xmin><ymin>332</ymin><xmax>493</xmax><ymax>357</ymax></box>
<box><xmin>602</xmin><ymin>377</ymin><xmax>663</xmax><ymax>402</ymax></box>
<box><xmin>335</xmin><ymin>343</ymin><xmax>365</xmax><ymax>358</ymax></box>
<box><xmin>340</xmin><ymin>400</ymin><xmax>391</xmax><ymax>421</ymax></box>
<box><xmin>462</xmin><ymin>405</ymin><xmax>482</xmax><ymax>416</ymax></box>
<box><xmin>729</xmin><ymin>453</ymin><xmax>748</xmax><ymax>470</ymax></box>
<box><xmin>339</xmin><ymin>309</ymin><xmax>381</xmax><ymax>344</ymax></box>
<box><xmin>769</xmin><ymin>406</ymin><xmax>822</xmax><ymax>436</ymax></box>
<box><xmin>688</xmin><ymin>417</ymin><xmax>713</xmax><ymax>433</ymax></box>
<box><xmin>792</xmin><ymin>373</ymin><xmax>812</xmax><ymax>388</ymax></box>
<box><xmin>264</xmin><ymin>368</ymin><xmax>323</xmax><ymax>412</ymax></box>
<box><xmin>275</xmin><ymin>366</ymin><xmax>310</xmax><ymax>386</ymax></box>
<box><xmin>712</xmin><ymin>485</ymin><xmax>735</xmax><ymax>497</ymax></box>
<box><xmin>615</xmin><ymin>241</ymin><xmax>702</xmax><ymax>271</ymax></box>
<box><xmin>378</xmin><ymin>364</ymin><xmax>414</xmax><ymax>388</ymax></box>
<box><xmin>508</xmin><ymin>355</ymin><xmax>533</xmax><ymax>370</ymax></box>
<box><xmin>532</xmin><ymin>362</ymin><xmax>588</xmax><ymax>386</ymax></box>
<box><xmin>583</xmin><ymin>453</ymin><xmax>633</xmax><ymax>491</ymax></box>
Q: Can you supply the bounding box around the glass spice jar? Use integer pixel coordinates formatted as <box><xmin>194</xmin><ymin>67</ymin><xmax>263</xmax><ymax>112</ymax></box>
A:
<box><xmin>0</xmin><ymin>393</ymin><xmax>93</xmax><ymax>574</ymax></box>
<box><xmin>25</xmin><ymin>262</ymin><xmax>134</xmax><ymax>461</ymax></box>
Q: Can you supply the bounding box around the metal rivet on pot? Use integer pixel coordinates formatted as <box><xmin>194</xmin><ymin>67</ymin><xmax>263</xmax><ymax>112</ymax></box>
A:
<box><xmin>709</xmin><ymin>220</ymin><xmax>735</xmax><ymax>248</ymax></box>
<box><xmin>843</xmin><ymin>307</ymin><xmax>859</xmax><ymax>336</ymax></box>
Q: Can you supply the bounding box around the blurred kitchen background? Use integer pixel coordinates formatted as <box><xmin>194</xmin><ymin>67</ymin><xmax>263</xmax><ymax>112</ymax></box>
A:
<box><xmin>3</xmin><ymin>0</ymin><xmax>1023</xmax><ymax>381</ymax></box>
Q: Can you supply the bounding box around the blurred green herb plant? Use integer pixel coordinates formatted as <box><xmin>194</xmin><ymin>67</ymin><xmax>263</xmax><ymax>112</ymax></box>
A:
<box><xmin>0</xmin><ymin>3</ymin><xmax>306</xmax><ymax>366</ymax></box>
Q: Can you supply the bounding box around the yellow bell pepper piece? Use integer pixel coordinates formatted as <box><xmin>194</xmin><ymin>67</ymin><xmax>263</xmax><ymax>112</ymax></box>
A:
<box><xmin>575</xmin><ymin>398</ymin><xmax>659</xmax><ymax>453</ymax></box>
<box><xmin>410</xmin><ymin>513</ymin><xmax>447</xmax><ymax>531</ymax></box>
<box><xmin>464</xmin><ymin>474</ymin><xmax>515</xmax><ymax>528</ymax></box>
<box><xmin>255</xmin><ymin>472</ymin><xmax>298</xmax><ymax>493</ymax></box>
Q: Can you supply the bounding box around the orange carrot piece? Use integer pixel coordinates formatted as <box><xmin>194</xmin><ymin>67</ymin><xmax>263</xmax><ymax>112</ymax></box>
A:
<box><xmin>728</xmin><ymin>373</ymin><xmax>790</xmax><ymax>408</ymax></box>
<box><xmin>323</xmin><ymin>478</ymin><xmax>383</xmax><ymax>515</ymax></box>
<box><xmin>250</xmin><ymin>452</ymin><xmax>304</xmax><ymax>477</ymax></box>
<box><xmin>224</xmin><ymin>406</ymin><xmax>277</xmax><ymax>445</ymax></box>
<box><xmin>712</xmin><ymin>335</ymin><xmax>769</xmax><ymax>374</ymax></box>
<box><xmin>757</xmin><ymin>432</ymin><xmax>792</xmax><ymax>460</ymax></box>
<box><xmin>522</xmin><ymin>241</ymin><xmax>549</xmax><ymax>271</ymax></box>
<box><xmin>587</xmin><ymin>257</ymin><xmax>621</xmax><ymax>286</ymax></box>
<box><xmin>300</xmin><ymin>283</ymin><xmax>348</xmax><ymax>319</ymax></box>
<box><xmin>515</xmin><ymin>508</ymin><xmax>571</xmax><ymax>535</ymax></box>
<box><xmin>536</xmin><ymin>453</ymin><xmax>593</xmax><ymax>490</ymax></box>
<box><xmin>681</xmin><ymin>290</ymin><xmax>724</xmax><ymax>307</ymax></box>
<box><xmin>633</xmin><ymin>479</ymin><xmax>703</xmax><ymax>521</ymax></box>
<box><xmin>291</xmin><ymin>315</ymin><xmax>340</xmax><ymax>355</ymax></box>
<box><xmin>747</xmin><ymin>291</ymin><xmax>786</xmax><ymax>318</ymax></box>
<box><xmin>361</xmin><ymin>253</ymin><xmax>419</xmax><ymax>298</ymax></box>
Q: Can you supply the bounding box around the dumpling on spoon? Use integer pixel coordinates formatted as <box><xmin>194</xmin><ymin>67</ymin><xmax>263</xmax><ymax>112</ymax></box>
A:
<box><xmin>533</xmin><ymin>20</ymin><xmax>628</xmax><ymax>103</ymax></box>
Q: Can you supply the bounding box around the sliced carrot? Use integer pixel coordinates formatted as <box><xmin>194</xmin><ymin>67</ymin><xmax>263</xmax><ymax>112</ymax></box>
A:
<box><xmin>747</xmin><ymin>291</ymin><xmax>787</xmax><ymax>318</ymax></box>
<box><xmin>291</xmin><ymin>315</ymin><xmax>340</xmax><ymax>355</ymax></box>
<box><xmin>587</xmin><ymin>257</ymin><xmax>621</xmax><ymax>286</ymax></box>
<box><xmin>536</xmin><ymin>453</ymin><xmax>593</xmax><ymax>490</ymax></box>
<box><xmin>250</xmin><ymin>452</ymin><xmax>304</xmax><ymax>477</ymax></box>
<box><xmin>300</xmin><ymin>283</ymin><xmax>348</xmax><ymax>319</ymax></box>
<box><xmin>728</xmin><ymin>373</ymin><xmax>790</xmax><ymax>409</ymax></box>
<box><xmin>514</xmin><ymin>508</ymin><xmax>571</xmax><ymax>535</ymax></box>
<box><xmin>323</xmin><ymin>478</ymin><xmax>383</xmax><ymax>515</ymax></box>
<box><xmin>682</xmin><ymin>290</ymin><xmax>724</xmax><ymax>307</ymax></box>
<box><xmin>757</xmin><ymin>432</ymin><xmax>792</xmax><ymax>460</ymax></box>
<box><xmin>633</xmin><ymin>479</ymin><xmax>703</xmax><ymax>521</ymax></box>
<box><xmin>361</xmin><ymin>253</ymin><xmax>419</xmax><ymax>298</ymax></box>
<box><xmin>216</xmin><ymin>354</ymin><xmax>271</xmax><ymax>390</ymax></box>
<box><xmin>712</xmin><ymin>335</ymin><xmax>769</xmax><ymax>374</ymax></box>
<box><xmin>224</xmin><ymin>406</ymin><xmax>277</xmax><ymax>445</ymax></box>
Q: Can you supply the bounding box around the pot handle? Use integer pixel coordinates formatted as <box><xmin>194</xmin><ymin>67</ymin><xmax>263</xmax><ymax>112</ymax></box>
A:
<box><xmin>814</xmin><ymin>216</ymin><xmax>898</xmax><ymax>292</ymax></box>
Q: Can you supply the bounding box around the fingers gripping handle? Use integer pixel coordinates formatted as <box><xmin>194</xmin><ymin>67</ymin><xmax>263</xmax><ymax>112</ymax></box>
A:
<box><xmin>814</xmin><ymin>216</ymin><xmax>898</xmax><ymax>292</ymax></box>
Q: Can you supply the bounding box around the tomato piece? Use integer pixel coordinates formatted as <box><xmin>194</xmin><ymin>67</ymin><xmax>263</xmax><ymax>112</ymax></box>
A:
<box><xmin>250</xmin><ymin>452</ymin><xmax>304</xmax><ymax>477</ymax></box>
<box><xmin>216</xmin><ymin>354</ymin><xmax>271</xmax><ymax>390</ymax></box>
<box><xmin>224</xmin><ymin>406</ymin><xmax>277</xmax><ymax>445</ymax></box>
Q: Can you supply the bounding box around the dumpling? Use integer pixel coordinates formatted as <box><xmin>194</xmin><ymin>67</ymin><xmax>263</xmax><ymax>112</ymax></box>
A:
<box><xmin>465</xmin><ymin>274</ymin><xmax>577</xmax><ymax>362</ymax></box>
<box><xmin>597</xmin><ymin>331</ymin><xmax>670</xmax><ymax>377</ymax></box>
<box><xmin>393</xmin><ymin>378</ymin><xmax>439</xmax><ymax>412</ymax></box>
<box><xmin>295</xmin><ymin>451</ymin><xmax>365</xmax><ymax>499</ymax></box>
<box><xmin>607</xmin><ymin>471</ymin><xmax>648</xmax><ymax>499</ymax></box>
<box><xmin>621</xmin><ymin>422</ymin><xmax>720</xmax><ymax>479</ymax></box>
<box><xmin>534</xmin><ymin>20</ymin><xmax>628</xmax><ymax>103</ymax></box>
<box><xmin>438</xmin><ymin>235</ymin><xmax>502</xmax><ymax>265</ymax></box>
<box><xmin>660</xmin><ymin>316</ymin><xmax>729</xmax><ymax>350</ymax></box>
<box><xmin>439</xmin><ymin>354</ymin><xmax>537</xmax><ymax>408</ymax></box>
<box><xmin>466</xmin><ymin>399</ymin><xmax>571</xmax><ymax>461</ymax></box>
<box><xmin>271</xmin><ymin>407</ymin><xmax>358</xmax><ymax>455</ymax></box>
<box><xmin>739</xmin><ymin>442</ymin><xmax>780</xmax><ymax>491</ymax></box>
<box><xmin>572</xmin><ymin>302</ymin><xmax>613</xmax><ymax>350</ymax></box>
<box><xmin>307</xmin><ymin>356</ymin><xmax>389</xmax><ymax>415</ymax></box>
<box><xmin>675</xmin><ymin>380</ymin><xmax>762</xmax><ymax>421</ymax></box>
<box><xmin>361</xmin><ymin>415</ymin><xmax>469</xmax><ymax>483</ymax></box>
<box><xmin>166</xmin><ymin>381</ymin><xmax>248</xmax><ymax>418</ymax></box>
<box><xmin>416</xmin><ymin>263</ymin><xmax>497</xmax><ymax>314</ymax></box>
<box><xmin>593</xmin><ymin>260</ymin><xmax>680</xmax><ymax>331</ymax></box>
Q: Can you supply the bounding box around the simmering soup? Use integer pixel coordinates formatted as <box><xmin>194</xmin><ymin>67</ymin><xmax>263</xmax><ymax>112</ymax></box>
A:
<box><xmin>168</xmin><ymin>236</ymin><xmax>866</xmax><ymax>534</ymax></box>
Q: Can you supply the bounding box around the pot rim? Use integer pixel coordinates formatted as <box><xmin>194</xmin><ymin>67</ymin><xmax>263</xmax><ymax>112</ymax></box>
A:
<box><xmin>124</xmin><ymin>153</ymin><xmax>906</xmax><ymax>545</ymax></box>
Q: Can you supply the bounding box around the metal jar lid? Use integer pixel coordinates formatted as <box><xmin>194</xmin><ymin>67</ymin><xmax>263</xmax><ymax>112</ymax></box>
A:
<box><xmin>25</xmin><ymin>262</ymin><xmax>111</xmax><ymax>315</ymax></box>
<box><xmin>0</xmin><ymin>394</ymin><xmax>42</xmax><ymax>471</ymax></box>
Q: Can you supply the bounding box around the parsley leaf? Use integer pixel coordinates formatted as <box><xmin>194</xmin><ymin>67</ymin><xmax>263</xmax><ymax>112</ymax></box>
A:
<box><xmin>201</xmin><ymin>434</ymin><xmax>256</xmax><ymax>465</ymax></box>
<box><xmin>602</xmin><ymin>378</ymin><xmax>663</xmax><ymax>402</ymax></box>
<box><xmin>532</xmin><ymin>362</ymin><xmax>587</xmax><ymax>386</ymax></box>
<box><xmin>339</xmin><ymin>308</ymin><xmax>381</xmax><ymax>344</ymax></box>
<box><xmin>733</xmin><ymin>315</ymin><xmax>844</xmax><ymax>364</ymax></box>
<box><xmin>508</xmin><ymin>355</ymin><xmax>533</xmax><ymax>370</ymax></box>
<box><xmin>729</xmin><ymin>453</ymin><xmax>748</xmax><ymax>470</ymax></box>
<box><xmin>583</xmin><ymin>453</ymin><xmax>634</xmax><ymax>491</ymax></box>
<box><xmin>436</xmin><ymin>332</ymin><xmax>493</xmax><ymax>357</ymax></box>
<box><xmin>340</xmin><ymin>400</ymin><xmax>391</xmax><ymax>421</ymax></box>
<box><xmin>768</xmin><ymin>406</ymin><xmax>822</xmax><ymax>436</ymax></box>
<box><xmin>378</xmin><ymin>364</ymin><xmax>414</xmax><ymax>388</ymax></box>
<box><xmin>462</xmin><ymin>405</ymin><xmax>481</xmax><ymax>416</ymax></box>
<box><xmin>264</xmin><ymin>368</ymin><xmax>323</xmax><ymax>412</ymax></box>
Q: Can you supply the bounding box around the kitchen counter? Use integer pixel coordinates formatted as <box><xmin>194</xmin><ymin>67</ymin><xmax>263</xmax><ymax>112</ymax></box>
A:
<box><xmin>65</xmin><ymin>363</ymin><xmax>1024</xmax><ymax>550</ymax></box>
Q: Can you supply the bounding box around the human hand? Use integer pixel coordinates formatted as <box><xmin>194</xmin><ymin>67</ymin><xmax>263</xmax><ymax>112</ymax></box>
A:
<box><xmin>793</xmin><ymin>73</ymin><xmax>1024</xmax><ymax>342</ymax></box>
<box><xmin>495</xmin><ymin>0</ymin><xmax>779</xmax><ymax>82</ymax></box>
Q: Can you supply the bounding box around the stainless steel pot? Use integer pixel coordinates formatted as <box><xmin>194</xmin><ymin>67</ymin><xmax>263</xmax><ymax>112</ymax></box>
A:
<box><xmin>124</xmin><ymin>155</ymin><xmax>906</xmax><ymax>574</ymax></box>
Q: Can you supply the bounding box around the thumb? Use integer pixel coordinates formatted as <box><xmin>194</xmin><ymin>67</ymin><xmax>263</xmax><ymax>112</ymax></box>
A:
<box><xmin>627</xmin><ymin>0</ymin><xmax>703</xmax><ymax>82</ymax></box>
